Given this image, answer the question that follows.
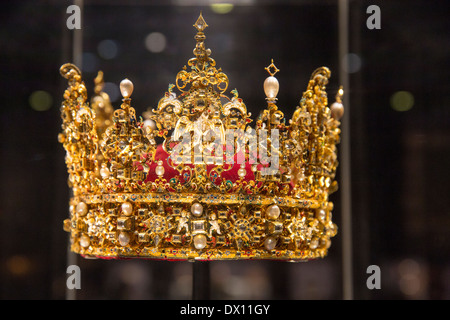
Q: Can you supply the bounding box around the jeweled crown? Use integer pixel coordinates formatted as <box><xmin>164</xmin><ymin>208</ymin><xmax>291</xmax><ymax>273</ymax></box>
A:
<box><xmin>59</xmin><ymin>14</ymin><xmax>344</xmax><ymax>261</ymax></box>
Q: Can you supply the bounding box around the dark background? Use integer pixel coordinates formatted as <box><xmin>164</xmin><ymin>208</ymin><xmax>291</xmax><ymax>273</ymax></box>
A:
<box><xmin>1</xmin><ymin>0</ymin><xmax>450</xmax><ymax>299</ymax></box>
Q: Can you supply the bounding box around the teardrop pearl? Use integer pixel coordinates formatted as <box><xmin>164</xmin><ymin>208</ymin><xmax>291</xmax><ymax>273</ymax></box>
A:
<box><xmin>264</xmin><ymin>236</ymin><xmax>277</xmax><ymax>250</ymax></box>
<box><xmin>191</xmin><ymin>203</ymin><xmax>203</xmax><ymax>217</ymax></box>
<box><xmin>100</xmin><ymin>166</ymin><xmax>110</xmax><ymax>179</ymax></box>
<box><xmin>310</xmin><ymin>238</ymin><xmax>319</xmax><ymax>249</ymax></box>
<box><xmin>118</xmin><ymin>232</ymin><xmax>130</xmax><ymax>246</ymax></box>
<box><xmin>121</xmin><ymin>202</ymin><xmax>133</xmax><ymax>216</ymax></box>
<box><xmin>155</xmin><ymin>165</ymin><xmax>165</xmax><ymax>177</ymax></box>
<box><xmin>120</xmin><ymin>79</ymin><xmax>134</xmax><ymax>98</ymax></box>
<box><xmin>264</xmin><ymin>76</ymin><xmax>279</xmax><ymax>99</ymax></box>
<box><xmin>266</xmin><ymin>204</ymin><xmax>280</xmax><ymax>220</ymax></box>
<box><xmin>80</xmin><ymin>234</ymin><xmax>90</xmax><ymax>248</ymax></box>
<box><xmin>317</xmin><ymin>209</ymin><xmax>327</xmax><ymax>221</ymax></box>
<box><xmin>76</xmin><ymin>202</ymin><xmax>88</xmax><ymax>217</ymax></box>
<box><xmin>330</xmin><ymin>102</ymin><xmax>344</xmax><ymax>120</ymax></box>
<box><xmin>193</xmin><ymin>234</ymin><xmax>207</xmax><ymax>250</ymax></box>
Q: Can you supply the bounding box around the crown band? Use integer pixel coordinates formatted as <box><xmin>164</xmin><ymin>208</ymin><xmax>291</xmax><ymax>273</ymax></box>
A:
<box><xmin>64</xmin><ymin>194</ymin><xmax>336</xmax><ymax>260</ymax></box>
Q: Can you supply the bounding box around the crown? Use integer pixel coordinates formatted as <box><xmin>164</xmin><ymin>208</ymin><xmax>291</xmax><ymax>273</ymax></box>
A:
<box><xmin>59</xmin><ymin>13</ymin><xmax>344</xmax><ymax>261</ymax></box>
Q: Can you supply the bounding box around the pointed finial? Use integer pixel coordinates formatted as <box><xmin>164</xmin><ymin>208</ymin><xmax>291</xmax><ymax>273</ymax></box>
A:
<box><xmin>335</xmin><ymin>85</ymin><xmax>344</xmax><ymax>103</ymax></box>
<box><xmin>94</xmin><ymin>70</ymin><xmax>104</xmax><ymax>94</ymax></box>
<box><xmin>193</xmin><ymin>12</ymin><xmax>208</xmax><ymax>32</ymax></box>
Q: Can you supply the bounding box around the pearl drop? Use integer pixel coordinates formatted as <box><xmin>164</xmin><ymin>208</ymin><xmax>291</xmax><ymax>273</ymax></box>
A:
<box><xmin>238</xmin><ymin>168</ymin><xmax>246</xmax><ymax>177</ymax></box>
<box><xmin>263</xmin><ymin>76</ymin><xmax>279</xmax><ymax>99</ymax></box>
<box><xmin>193</xmin><ymin>234</ymin><xmax>207</xmax><ymax>250</ymax></box>
<box><xmin>264</xmin><ymin>236</ymin><xmax>277</xmax><ymax>251</ymax></box>
<box><xmin>122</xmin><ymin>202</ymin><xmax>133</xmax><ymax>216</ymax></box>
<box><xmin>330</xmin><ymin>102</ymin><xmax>344</xmax><ymax>120</ymax></box>
<box><xmin>120</xmin><ymin>78</ymin><xmax>134</xmax><ymax>98</ymax></box>
<box><xmin>317</xmin><ymin>209</ymin><xmax>327</xmax><ymax>221</ymax></box>
<box><xmin>100</xmin><ymin>167</ymin><xmax>110</xmax><ymax>179</ymax></box>
<box><xmin>118</xmin><ymin>232</ymin><xmax>130</xmax><ymax>246</ymax></box>
<box><xmin>266</xmin><ymin>204</ymin><xmax>280</xmax><ymax>220</ymax></box>
<box><xmin>76</xmin><ymin>202</ymin><xmax>88</xmax><ymax>217</ymax></box>
<box><xmin>191</xmin><ymin>203</ymin><xmax>203</xmax><ymax>217</ymax></box>
<box><xmin>80</xmin><ymin>234</ymin><xmax>90</xmax><ymax>248</ymax></box>
<box><xmin>155</xmin><ymin>165</ymin><xmax>165</xmax><ymax>177</ymax></box>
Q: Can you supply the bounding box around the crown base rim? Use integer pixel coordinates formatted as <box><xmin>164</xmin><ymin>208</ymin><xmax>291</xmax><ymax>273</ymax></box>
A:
<box><xmin>74</xmin><ymin>247</ymin><xmax>330</xmax><ymax>261</ymax></box>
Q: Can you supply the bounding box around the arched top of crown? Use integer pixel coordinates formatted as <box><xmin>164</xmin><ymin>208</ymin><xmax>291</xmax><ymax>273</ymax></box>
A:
<box><xmin>60</xmin><ymin>63</ymin><xmax>81</xmax><ymax>80</ymax></box>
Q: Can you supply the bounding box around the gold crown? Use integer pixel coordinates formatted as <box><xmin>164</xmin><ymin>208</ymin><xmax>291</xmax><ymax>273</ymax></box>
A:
<box><xmin>59</xmin><ymin>13</ymin><xmax>344</xmax><ymax>261</ymax></box>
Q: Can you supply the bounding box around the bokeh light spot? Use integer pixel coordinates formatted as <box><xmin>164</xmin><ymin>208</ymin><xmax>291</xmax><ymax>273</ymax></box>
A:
<box><xmin>210</xmin><ymin>3</ymin><xmax>234</xmax><ymax>14</ymax></box>
<box><xmin>145</xmin><ymin>32</ymin><xmax>167</xmax><ymax>53</ymax></box>
<box><xmin>342</xmin><ymin>53</ymin><xmax>362</xmax><ymax>73</ymax></box>
<box><xmin>97</xmin><ymin>39</ymin><xmax>119</xmax><ymax>60</ymax></box>
<box><xmin>29</xmin><ymin>90</ymin><xmax>53</xmax><ymax>111</ymax></box>
<box><xmin>390</xmin><ymin>91</ymin><xmax>414</xmax><ymax>112</ymax></box>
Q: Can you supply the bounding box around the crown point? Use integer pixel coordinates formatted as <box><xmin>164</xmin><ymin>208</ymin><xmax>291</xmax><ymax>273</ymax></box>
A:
<box><xmin>120</xmin><ymin>78</ymin><xmax>134</xmax><ymax>98</ymax></box>
<box><xmin>265</xmin><ymin>59</ymin><xmax>280</xmax><ymax>77</ymax></box>
<box><xmin>194</xmin><ymin>12</ymin><xmax>208</xmax><ymax>32</ymax></box>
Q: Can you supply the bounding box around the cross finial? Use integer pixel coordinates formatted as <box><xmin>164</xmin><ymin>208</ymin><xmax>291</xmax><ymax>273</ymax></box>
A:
<box><xmin>193</xmin><ymin>12</ymin><xmax>208</xmax><ymax>32</ymax></box>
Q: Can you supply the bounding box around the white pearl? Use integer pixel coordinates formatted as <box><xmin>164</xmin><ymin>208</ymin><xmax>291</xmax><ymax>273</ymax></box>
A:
<box><xmin>75</xmin><ymin>108</ymin><xmax>89</xmax><ymax>123</ymax></box>
<box><xmin>155</xmin><ymin>165</ymin><xmax>165</xmax><ymax>177</ymax></box>
<box><xmin>76</xmin><ymin>202</ymin><xmax>88</xmax><ymax>217</ymax></box>
<box><xmin>317</xmin><ymin>209</ymin><xmax>327</xmax><ymax>221</ymax></box>
<box><xmin>120</xmin><ymin>78</ymin><xmax>134</xmax><ymax>98</ymax></box>
<box><xmin>100</xmin><ymin>167</ymin><xmax>110</xmax><ymax>179</ymax></box>
<box><xmin>193</xmin><ymin>234</ymin><xmax>207</xmax><ymax>250</ymax></box>
<box><xmin>238</xmin><ymin>168</ymin><xmax>246</xmax><ymax>177</ymax></box>
<box><xmin>191</xmin><ymin>203</ymin><xmax>203</xmax><ymax>217</ymax></box>
<box><xmin>264</xmin><ymin>236</ymin><xmax>277</xmax><ymax>250</ymax></box>
<box><xmin>80</xmin><ymin>234</ymin><xmax>90</xmax><ymax>248</ymax></box>
<box><xmin>143</xmin><ymin>119</ymin><xmax>156</xmax><ymax>130</ymax></box>
<box><xmin>310</xmin><ymin>238</ymin><xmax>319</xmax><ymax>249</ymax></box>
<box><xmin>330</xmin><ymin>102</ymin><xmax>344</xmax><ymax>120</ymax></box>
<box><xmin>118</xmin><ymin>232</ymin><xmax>130</xmax><ymax>246</ymax></box>
<box><xmin>266</xmin><ymin>204</ymin><xmax>280</xmax><ymax>220</ymax></box>
<box><xmin>121</xmin><ymin>202</ymin><xmax>133</xmax><ymax>216</ymax></box>
<box><xmin>264</xmin><ymin>76</ymin><xmax>279</xmax><ymax>99</ymax></box>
